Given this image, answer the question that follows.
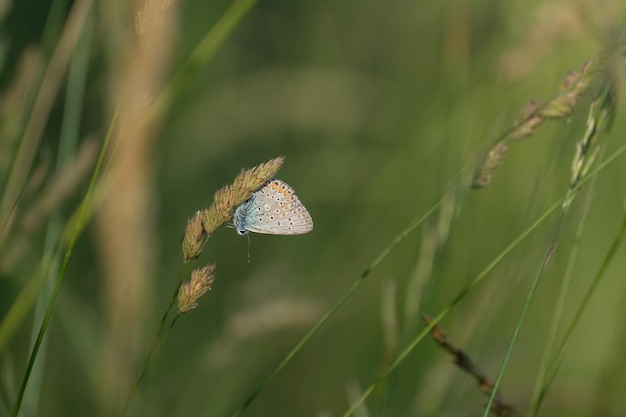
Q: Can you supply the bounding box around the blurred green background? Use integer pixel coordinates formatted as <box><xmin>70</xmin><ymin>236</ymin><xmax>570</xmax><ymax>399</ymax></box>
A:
<box><xmin>1</xmin><ymin>0</ymin><xmax>626</xmax><ymax>416</ymax></box>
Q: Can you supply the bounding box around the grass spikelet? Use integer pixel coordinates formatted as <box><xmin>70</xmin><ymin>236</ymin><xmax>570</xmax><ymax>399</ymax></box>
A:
<box><xmin>199</xmin><ymin>206</ymin><xmax>222</xmax><ymax>238</ymax></box>
<box><xmin>232</xmin><ymin>156</ymin><xmax>284</xmax><ymax>205</ymax></box>
<box><xmin>563</xmin><ymin>85</ymin><xmax>614</xmax><ymax>210</ymax></box>
<box><xmin>537</xmin><ymin>57</ymin><xmax>598</xmax><ymax>119</ymax></box>
<box><xmin>181</xmin><ymin>210</ymin><xmax>206</xmax><ymax>261</ymax></box>
<box><xmin>178</xmin><ymin>265</ymin><xmax>215</xmax><ymax>314</ymax></box>
<box><xmin>507</xmin><ymin>56</ymin><xmax>599</xmax><ymax>139</ymax></box>
<box><xmin>473</xmin><ymin>54</ymin><xmax>604</xmax><ymax>188</ymax></box>
<box><xmin>509</xmin><ymin>100</ymin><xmax>542</xmax><ymax>141</ymax></box>
<box><xmin>473</xmin><ymin>142</ymin><xmax>508</xmax><ymax>188</ymax></box>
<box><xmin>210</xmin><ymin>184</ymin><xmax>235</xmax><ymax>227</ymax></box>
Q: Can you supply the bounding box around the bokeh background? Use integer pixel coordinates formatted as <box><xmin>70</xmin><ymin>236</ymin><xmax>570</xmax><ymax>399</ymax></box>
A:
<box><xmin>1</xmin><ymin>0</ymin><xmax>626</xmax><ymax>416</ymax></box>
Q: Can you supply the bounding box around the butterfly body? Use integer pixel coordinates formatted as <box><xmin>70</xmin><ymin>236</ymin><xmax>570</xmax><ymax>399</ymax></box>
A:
<box><xmin>233</xmin><ymin>179</ymin><xmax>313</xmax><ymax>235</ymax></box>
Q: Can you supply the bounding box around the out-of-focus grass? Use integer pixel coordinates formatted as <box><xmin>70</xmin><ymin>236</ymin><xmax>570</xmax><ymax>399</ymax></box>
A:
<box><xmin>1</xmin><ymin>0</ymin><xmax>626</xmax><ymax>416</ymax></box>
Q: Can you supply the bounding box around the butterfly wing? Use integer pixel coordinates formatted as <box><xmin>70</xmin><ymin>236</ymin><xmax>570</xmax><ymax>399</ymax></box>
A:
<box><xmin>240</xmin><ymin>179</ymin><xmax>313</xmax><ymax>235</ymax></box>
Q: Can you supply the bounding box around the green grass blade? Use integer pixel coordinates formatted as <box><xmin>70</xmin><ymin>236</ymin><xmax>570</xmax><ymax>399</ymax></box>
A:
<box><xmin>528</xmin><ymin>149</ymin><xmax>604</xmax><ymax>414</ymax></box>
<box><xmin>341</xmin><ymin>200</ymin><xmax>560</xmax><ymax>417</ymax></box>
<box><xmin>482</xmin><ymin>214</ymin><xmax>564</xmax><ymax>417</ymax></box>
<box><xmin>529</xmin><ymin>214</ymin><xmax>626</xmax><ymax>416</ymax></box>
<box><xmin>20</xmin><ymin>12</ymin><xmax>94</xmax><ymax>417</ymax></box>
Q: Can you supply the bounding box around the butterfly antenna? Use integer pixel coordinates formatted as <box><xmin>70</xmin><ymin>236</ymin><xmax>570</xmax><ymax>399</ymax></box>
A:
<box><xmin>246</xmin><ymin>233</ymin><xmax>252</xmax><ymax>263</ymax></box>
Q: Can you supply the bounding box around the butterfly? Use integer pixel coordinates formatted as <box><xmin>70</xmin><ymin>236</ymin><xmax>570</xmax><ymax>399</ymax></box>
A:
<box><xmin>233</xmin><ymin>179</ymin><xmax>313</xmax><ymax>236</ymax></box>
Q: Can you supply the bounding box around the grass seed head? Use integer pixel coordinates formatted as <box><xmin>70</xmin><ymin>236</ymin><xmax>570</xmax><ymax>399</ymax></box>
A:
<box><xmin>178</xmin><ymin>265</ymin><xmax>215</xmax><ymax>314</ymax></box>
<box><xmin>181</xmin><ymin>210</ymin><xmax>206</xmax><ymax>261</ymax></box>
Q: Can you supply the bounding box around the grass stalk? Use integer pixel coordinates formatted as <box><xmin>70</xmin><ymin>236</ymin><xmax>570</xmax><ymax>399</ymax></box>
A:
<box><xmin>21</xmin><ymin>11</ymin><xmax>94</xmax><ymax>417</ymax></box>
<box><xmin>529</xmin><ymin>214</ymin><xmax>626</xmax><ymax>416</ymax></box>
<box><xmin>481</xmin><ymin>214</ymin><xmax>564</xmax><ymax>417</ymax></box>
<box><xmin>121</xmin><ymin>314</ymin><xmax>180</xmax><ymax>416</ymax></box>
<box><xmin>120</xmin><ymin>265</ymin><xmax>193</xmax><ymax>416</ymax></box>
<box><xmin>483</xmin><ymin>84</ymin><xmax>616</xmax><ymax>417</ymax></box>
<box><xmin>341</xmin><ymin>199</ymin><xmax>560</xmax><ymax>417</ymax></box>
<box><xmin>9</xmin><ymin>94</ymin><xmax>117</xmax><ymax>417</ymax></box>
<box><xmin>527</xmin><ymin>151</ymin><xmax>603</xmax><ymax>414</ymax></box>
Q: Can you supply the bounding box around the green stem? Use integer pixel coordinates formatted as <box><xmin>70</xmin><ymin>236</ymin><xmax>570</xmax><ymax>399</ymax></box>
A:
<box><xmin>341</xmin><ymin>200</ymin><xmax>560</xmax><ymax>417</ymax></box>
<box><xmin>482</xmin><ymin>212</ymin><xmax>565</xmax><ymax>417</ymax></box>
<box><xmin>9</xmin><ymin>8</ymin><xmax>105</xmax><ymax>417</ymax></box>
<box><xmin>527</xmin><ymin>150</ymin><xmax>604</xmax><ymax>415</ymax></box>
<box><xmin>10</xmin><ymin>105</ymin><xmax>118</xmax><ymax>417</ymax></box>
<box><xmin>21</xmin><ymin>10</ymin><xmax>94</xmax><ymax>417</ymax></box>
<box><xmin>530</xmin><ymin>214</ymin><xmax>626</xmax><ymax>416</ymax></box>
<box><xmin>121</xmin><ymin>314</ymin><xmax>181</xmax><ymax>416</ymax></box>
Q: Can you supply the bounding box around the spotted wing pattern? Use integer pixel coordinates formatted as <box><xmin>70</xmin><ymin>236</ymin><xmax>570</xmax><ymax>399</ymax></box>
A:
<box><xmin>233</xmin><ymin>179</ymin><xmax>313</xmax><ymax>235</ymax></box>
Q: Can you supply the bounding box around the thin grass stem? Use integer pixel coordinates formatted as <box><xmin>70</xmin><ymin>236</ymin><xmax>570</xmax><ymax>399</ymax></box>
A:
<box><xmin>484</xmin><ymin>83</ymin><xmax>616</xmax><ymax>417</ymax></box>
<box><xmin>528</xmin><ymin>151</ymin><xmax>603</xmax><ymax>414</ymax></box>
<box><xmin>482</xmin><ymin>212</ymin><xmax>564</xmax><ymax>417</ymax></box>
<box><xmin>121</xmin><ymin>314</ymin><xmax>181</xmax><ymax>416</ymax></box>
<box><xmin>21</xmin><ymin>11</ymin><xmax>94</xmax><ymax>416</ymax></box>
<box><xmin>529</xmin><ymin>215</ymin><xmax>626</xmax><ymax>416</ymax></box>
<box><xmin>341</xmin><ymin>200</ymin><xmax>560</xmax><ymax>417</ymax></box>
<box><xmin>120</xmin><ymin>260</ymin><xmax>198</xmax><ymax>416</ymax></box>
<box><xmin>9</xmin><ymin>98</ymin><xmax>118</xmax><ymax>417</ymax></box>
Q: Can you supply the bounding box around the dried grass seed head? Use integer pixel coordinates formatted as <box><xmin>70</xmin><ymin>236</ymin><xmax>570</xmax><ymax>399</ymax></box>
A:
<box><xmin>181</xmin><ymin>210</ymin><xmax>206</xmax><ymax>261</ymax></box>
<box><xmin>232</xmin><ymin>157</ymin><xmax>284</xmax><ymax>206</ymax></box>
<box><xmin>178</xmin><ymin>264</ymin><xmax>215</xmax><ymax>314</ymax></box>
<box><xmin>213</xmin><ymin>185</ymin><xmax>235</xmax><ymax>222</ymax></box>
